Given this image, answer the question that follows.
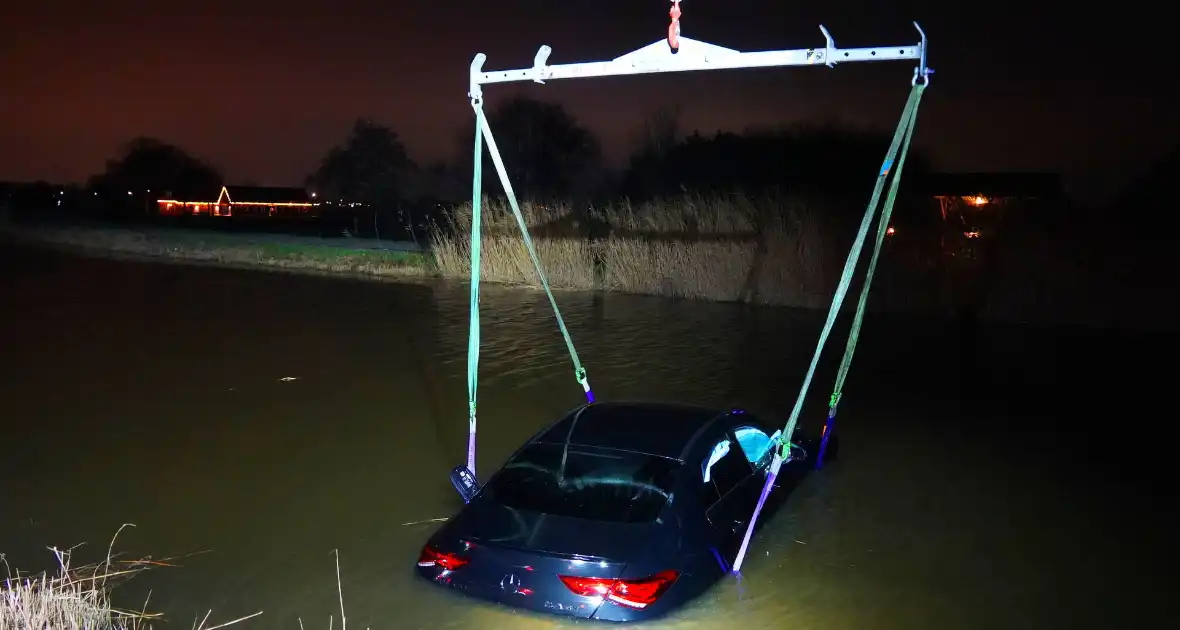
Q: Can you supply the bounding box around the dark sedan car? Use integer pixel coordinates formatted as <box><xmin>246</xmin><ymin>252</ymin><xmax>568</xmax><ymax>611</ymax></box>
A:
<box><xmin>416</xmin><ymin>401</ymin><xmax>838</xmax><ymax>622</ymax></box>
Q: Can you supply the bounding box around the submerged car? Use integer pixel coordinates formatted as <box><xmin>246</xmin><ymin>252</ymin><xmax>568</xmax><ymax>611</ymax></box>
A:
<box><xmin>415</xmin><ymin>401</ymin><xmax>839</xmax><ymax>622</ymax></box>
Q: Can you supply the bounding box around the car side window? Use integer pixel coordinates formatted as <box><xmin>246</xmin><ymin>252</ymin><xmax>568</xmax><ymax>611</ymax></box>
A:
<box><xmin>733</xmin><ymin>425</ymin><xmax>783</xmax><ymax>470</ymax></box>
<box><xmin>700</xmin><ymin>436</ymin><xmax>753</xmax><ymax>503</ymax></box>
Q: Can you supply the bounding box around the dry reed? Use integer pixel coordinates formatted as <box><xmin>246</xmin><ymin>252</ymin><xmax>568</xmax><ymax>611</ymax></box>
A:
<box><xmin>2</xmin><ymin>527</ymin><xmax>363</xmax><ymax>630</ymax></box>
<box><xmin>429</xmin><ymin>192</ymin><xmax>843</xmax><ymax>308</ymax></box>
<box><xmin>1</xmin><ymin>525</ymin><xmax>261</xmax><ymax>630</ymax></box>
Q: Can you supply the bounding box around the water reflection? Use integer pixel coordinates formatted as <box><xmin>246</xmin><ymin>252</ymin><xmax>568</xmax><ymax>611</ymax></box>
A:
<box><xmin>0</xmin><ymin>248</ymin><xmax>1168</xmax><ymax>630</ymax></box>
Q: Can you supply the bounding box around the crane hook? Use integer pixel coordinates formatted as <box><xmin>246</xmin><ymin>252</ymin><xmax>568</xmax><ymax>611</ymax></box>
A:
<box><xmin>668</xmin><ymin>0</ymin><xmax>682</xmax><ymax>52</ymax></box>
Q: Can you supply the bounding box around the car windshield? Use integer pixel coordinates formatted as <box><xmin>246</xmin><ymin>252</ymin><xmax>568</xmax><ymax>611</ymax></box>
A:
<box><xmin>483</xmin><ymin>443</ymin><xmax>681</xmax><ymax>523</ymax></box>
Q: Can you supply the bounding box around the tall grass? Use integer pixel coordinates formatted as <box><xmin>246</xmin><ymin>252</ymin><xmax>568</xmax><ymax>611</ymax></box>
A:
<box><xmin>429</xmin><ymin>193</ymin><xmax>845</xmax><ymax>308</ymax></box>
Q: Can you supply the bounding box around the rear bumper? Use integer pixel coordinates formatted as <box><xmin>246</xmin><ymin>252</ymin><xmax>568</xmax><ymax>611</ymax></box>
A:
<box><xmin>414</xmin><ymin>565</ymin><xmax>670</xmax><ymax>622</ymax></box>
<box><xmin>415</xmin><ymin>564</ymin><xmax>599</xmax><ymax>619</ymax></box>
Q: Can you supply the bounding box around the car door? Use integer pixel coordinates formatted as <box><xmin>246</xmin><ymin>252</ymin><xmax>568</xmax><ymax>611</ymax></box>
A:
<box><xmin>697</xmin><ymin>427</ymin><xmax>757</xmax><ymax>563</ymax></box>
<box><xmin>729</xmin><ymin>416</ymin><xmax>808</xmax><ymax>521</ymax></box>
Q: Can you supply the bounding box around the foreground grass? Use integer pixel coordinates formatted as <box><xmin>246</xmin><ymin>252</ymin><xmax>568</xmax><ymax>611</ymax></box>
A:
<box><xmin>3</xmin><ymin>224</ymin><xmax>434</xmax><ymax>281</ymax></box>
<box><xmin>1</xmin><ymin>526</ymin><xmax>260</xmax><ymax>630</ymax></box>
<box><xmin>2</xmin><ymin>526</ymin><xmax>351</xmax><ymax>630</ymax></box>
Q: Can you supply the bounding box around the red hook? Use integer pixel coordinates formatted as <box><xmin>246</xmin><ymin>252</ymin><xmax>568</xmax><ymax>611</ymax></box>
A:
<box><xmin>668</xmin><ymin>0</ymin><xmax>682</xmax><ymax>52</ymax></box>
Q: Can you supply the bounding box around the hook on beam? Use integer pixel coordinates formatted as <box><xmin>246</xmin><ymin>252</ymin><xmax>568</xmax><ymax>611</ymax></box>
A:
<box><xmin>533</xmin><ymin>45</ymin><xmax>552</xmax><ymax>84</ymax></box>
<box><xmin>912</xmin><ymin>21</ymin><xmax>933</xmax><ymax>85</ymax></box>
<box><xmin>469</xmin><ymin>53</ymin><xmax>487</xmax><ymax>104</ymax></box>
<box><xmin>818</xmin><ymin>25</ymin><xmax>836</xmax><ymax>68</ymax></box>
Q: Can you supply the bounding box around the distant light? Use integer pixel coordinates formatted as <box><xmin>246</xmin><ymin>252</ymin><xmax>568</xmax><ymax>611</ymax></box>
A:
<box><xmin>886</xmin><ymin>226</ymin><xmax>896</xmax><ymax>236</ymax></box>
<box><xmin>970</xmin><ymin>195</ymin><xmax>988</xmax><ymax>206</ymax></box>
<box><xmin>127</xmin><ymin>191</ymin><xmax>133</xmax><ymax>195</ymax></box>
<box><xmin>311</xmin><ymin>192</ymin><xmax>317</xmax><ymax>198</ymax></box>
<box><xmin>964</xmin><ymin>231</ymin><xmax>980</xmax><ymax>239</ymax></box>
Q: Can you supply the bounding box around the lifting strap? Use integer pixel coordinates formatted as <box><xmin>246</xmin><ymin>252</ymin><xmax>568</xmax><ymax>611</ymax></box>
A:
<box><xmin>466</xmin><ymin>121</ymin><xmax>483</xmax><ymax>476</ymax></box>
<box><xmin>731</xmin><ymin>82</ymin><xmax>927</xmax><ymax>573</ymax></box>
<box><xmin>464</xmin><ymin>100</ymin><xmax>594</xmax><ymax>478</ymax></box>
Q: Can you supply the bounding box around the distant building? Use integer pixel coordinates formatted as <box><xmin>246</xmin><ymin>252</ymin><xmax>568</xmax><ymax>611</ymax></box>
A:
<box><xmin>912</xmin><ymin>172</ymin><xmax>1064</xmax><ymax>256</ymax></box>
<box><xmin>920</xmin><ymin>172</ymin><xmax>1064</xmax><ymax>222</ymax></box>
<box><xmin>157</xmin><ymin>185</ymin><xmax>318</xmax><ymax>218</ymax></box>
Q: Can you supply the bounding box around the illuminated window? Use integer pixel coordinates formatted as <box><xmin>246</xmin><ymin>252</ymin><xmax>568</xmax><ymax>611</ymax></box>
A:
<box><xmin>733</xmin><ymin>426</ymin><xmax>781</xmax><ymax>468</ymax></box>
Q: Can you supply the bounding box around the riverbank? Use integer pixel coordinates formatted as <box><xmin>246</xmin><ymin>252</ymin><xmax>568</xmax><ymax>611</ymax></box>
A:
<box><xmin>3</xmin><ymin>192</ymin><xmax>1154</xmax><ymax>329</ymax></box>
<box><xmin>2</xmin><ymin>223</ymin><xmax>435</xmax><ymax>282</ymax></box>
<box><xmin>2</xmin><ymin>194</ymin><xmax>862</xmax><ymax>310</ymax></box>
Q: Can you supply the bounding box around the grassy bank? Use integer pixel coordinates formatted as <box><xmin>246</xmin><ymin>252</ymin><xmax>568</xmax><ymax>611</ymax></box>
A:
<box><xmin>5</xmin><ymin>194</ymin><xmax>850</xmax><ymax>308</ymax></box>
<box><xmin>4</xmin><ymin>193</ymin><xmax>1143</xmax><ymax>328</ymax></box>
<box><xmin>2</xmin><ymin>223</ymin><xmax>434</xmax><ymax>281</ymax></box>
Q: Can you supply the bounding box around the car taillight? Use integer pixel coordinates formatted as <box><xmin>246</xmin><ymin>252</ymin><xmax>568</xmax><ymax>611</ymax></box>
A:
<box><xmin>417</xmin><ymin>544</ymin><xmax>469</xmax><ymax>570</ymax></box>
<box><xmin>558</xmin><ymin>570</ymin><xmax>680</xmax><ymax>609</ymax></box>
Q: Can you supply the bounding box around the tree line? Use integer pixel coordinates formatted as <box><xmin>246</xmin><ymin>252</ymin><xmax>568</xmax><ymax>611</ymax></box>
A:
<box><xmin>10</xmin><ymin>96</ymin><xmax>934</xmax><ymax>228</ymax></box>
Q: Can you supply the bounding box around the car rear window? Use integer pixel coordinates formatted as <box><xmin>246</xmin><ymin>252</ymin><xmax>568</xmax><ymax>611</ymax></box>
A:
<box><xmin>483</xmin><ymin>443</ymin><xmax>681</xmax><ymax>523</ymax></box>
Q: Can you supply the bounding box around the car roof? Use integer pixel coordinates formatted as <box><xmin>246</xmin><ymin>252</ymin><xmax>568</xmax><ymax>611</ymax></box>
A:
<box><xmin>533</xmin><ymin>401</ymin><xmax>730</xmax><ymax>460</ymax></box>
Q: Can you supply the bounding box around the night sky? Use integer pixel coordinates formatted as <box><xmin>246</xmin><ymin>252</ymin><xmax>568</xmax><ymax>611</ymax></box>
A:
<box><xmin>3</xmin><ymin>1</ymin><xmax>1173</xmax><ymax>201</ymax></box>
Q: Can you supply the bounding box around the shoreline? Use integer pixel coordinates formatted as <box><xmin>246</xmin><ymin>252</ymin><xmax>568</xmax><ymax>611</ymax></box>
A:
<box><xmin>2</xmin><ymin>219</ymin><xmax>1148</xmax><ymax>332</ymax></box>
<box><xmin>2</xmin><ymin>220</ymin><xmax>838</xmax><ymax>305</ymax></box>
<box><xmin>2</xmin><ymin>222</ymin><xmax>442</xmax><ymax>285</ymax></box>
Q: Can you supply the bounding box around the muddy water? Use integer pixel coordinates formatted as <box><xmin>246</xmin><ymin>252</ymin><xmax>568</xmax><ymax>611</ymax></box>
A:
<box><xmin>0</xmin><ymin>245</ymin><xmax>1170</xmax><ymax>630</ymax></box>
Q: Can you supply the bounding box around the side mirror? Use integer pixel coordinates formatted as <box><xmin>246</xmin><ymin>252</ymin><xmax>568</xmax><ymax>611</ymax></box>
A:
<box><xmin>449</xmin><ymin>465</ymin><xmax>479</xmax><ymax>504</ymax></box>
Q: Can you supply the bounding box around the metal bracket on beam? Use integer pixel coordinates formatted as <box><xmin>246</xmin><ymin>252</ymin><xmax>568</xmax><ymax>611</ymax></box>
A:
<box><xmin>818</xmin><ymin>25</ymin><xmax>836</xmax><ymax>68</ymax></box>
<box><xmin>912</xmin><ymin>21</ymin><xmax>933</xmax><ymax>85</ymax></box>
<box><xmin>469</xmin><ymin>53</ymin><xmax>486</xmax><ymax>104</ymax></box>
<box><xmin>533</xmin><ymin>45</ymin><xmax>552</xmax><ymax>84</ymax></box>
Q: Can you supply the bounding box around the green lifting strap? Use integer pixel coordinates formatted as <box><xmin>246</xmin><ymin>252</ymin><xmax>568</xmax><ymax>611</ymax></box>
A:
<box><xmin>829</xmin><ymin>86</ymin><xmax>924</xmax><ymax>411</ymax></box>
<box><xmin>776</xmin><ymin>82</ymin><xmax>926</xmax><ymax>454</ymax></box>
<box><xmin>730</xmin><ymin>82</ymin><xmax>926</xmax><ymax>575</ymax></box>
<box><xmin>473</xmin><ymin>105</ymin><xmax>592</xmax><ymax>398</ymax></box>
<box><xmin>466</xmin><ymin>117</ymin><xmax>483</xmax><ymax>475</ymax></box>
<box><xmin>464</xmin><ymin>101</ymin><xmax>595</xmax><ymax>477</ymax></box>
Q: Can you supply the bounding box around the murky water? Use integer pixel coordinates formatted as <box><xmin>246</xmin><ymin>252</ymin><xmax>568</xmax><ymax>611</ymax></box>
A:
<box><xmin>1</xmin><ymin>244</ymin><xmax>1171</xmax><ymax>629</ymax></box>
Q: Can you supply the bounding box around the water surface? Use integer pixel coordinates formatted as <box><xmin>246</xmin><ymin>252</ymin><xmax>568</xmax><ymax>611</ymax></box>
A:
<box><xmin>0</xmin><ymin>244</ymin><xmax>1170</xmax><ymax>629</ymax></box>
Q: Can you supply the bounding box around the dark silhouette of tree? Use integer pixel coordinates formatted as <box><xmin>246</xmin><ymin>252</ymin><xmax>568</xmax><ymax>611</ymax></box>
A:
<box><xmin>88</xmin><ymin>137</ymin><xmax>221</xmax><ymax>199</ymax></box>
<box><xmin>460</xmin><ymin>96</ymin><xmax>602</xmax><ymax>202</ymax></box>
<box><xmin>1110</xmin><ymin>142</ymin><xmax>1179</xmax><ymax>233</ymax></box>
<box><xmin>307</xmin><ymin>119</ymin><xmax>419</xmax><ymax>208</ymax></box>
<box><xmin>622</xmin><ymin>105</ymin><xmax>683</xmax><ymax>199</ymax></box>
<box><xmin>619</xmin><ymin>121</ymin><xmax>931</xmax><ymax>207</ymax></box>
<box><xmin>630</xmin><ymin>104</ymin><xmax>682</xmax><ymax>160</ymax></box>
